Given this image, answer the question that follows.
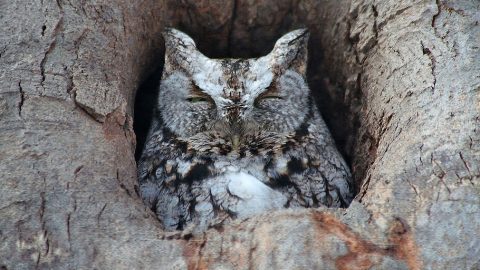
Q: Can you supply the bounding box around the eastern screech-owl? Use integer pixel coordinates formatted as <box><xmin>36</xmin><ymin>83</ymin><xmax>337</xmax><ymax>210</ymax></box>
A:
<box><xmin>138</xmin><ymin>28</ymin><xmax>353</xmax><ymax>231</ymax></box>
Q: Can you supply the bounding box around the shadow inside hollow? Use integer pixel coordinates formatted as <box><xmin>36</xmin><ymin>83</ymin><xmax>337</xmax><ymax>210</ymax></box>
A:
<box><xmin>133</xmin><ymin>64</ymin><xmax>163</xmax><ymax>161</ymax></box>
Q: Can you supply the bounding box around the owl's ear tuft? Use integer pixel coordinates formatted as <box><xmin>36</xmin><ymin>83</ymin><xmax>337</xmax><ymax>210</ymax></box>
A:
<box><xmin>163</xmin><ymin>28</ymin><xmax>197</xmax><ymax>49</ymax></box>
<box><xmin>162</xmin><ymin>28</ymin><xmax>201</xmax><ymax>74</ymax></box>
<box><xmin>269</xmin><ymin>28</ymin><xmax>309</xmax><ymax>77</ymax></box>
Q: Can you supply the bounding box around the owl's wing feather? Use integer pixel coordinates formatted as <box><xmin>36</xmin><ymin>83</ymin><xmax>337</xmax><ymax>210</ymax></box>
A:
<box><xmin>138</xmin><ymin>127</ymin><xmax>192</xmax><ymax>230</ymax></box>
<box><xmin>278</xmin><ymin>112</ymin><xmax>354</xmax><ymax>208</ymax></box>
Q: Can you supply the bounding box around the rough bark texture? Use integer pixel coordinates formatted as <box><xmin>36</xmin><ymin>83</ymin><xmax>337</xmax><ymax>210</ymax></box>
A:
<box><xmin>0</xmin><ymin>0</ymin><xmax>478</xmax><ymax>269</ymax></box>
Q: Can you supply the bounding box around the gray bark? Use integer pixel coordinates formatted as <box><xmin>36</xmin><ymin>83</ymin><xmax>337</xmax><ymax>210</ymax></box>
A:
<box><xmin>0</xmin><ymin>0</ymin><xmax>478</xmax><ymax>269</ymax></box>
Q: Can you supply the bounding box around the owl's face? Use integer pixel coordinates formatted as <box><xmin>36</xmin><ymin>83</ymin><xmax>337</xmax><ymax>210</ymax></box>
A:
<box><xmin>158</xmin><ymin>28</ymin><xmax>311</xmax><ymax>152</ymax></box>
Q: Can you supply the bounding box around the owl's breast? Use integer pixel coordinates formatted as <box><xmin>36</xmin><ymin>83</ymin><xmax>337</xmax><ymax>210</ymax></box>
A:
<box><xmin>209</xmin><ymin>168</ymin><xmax>288</xmax><ymax>219</ymax></box>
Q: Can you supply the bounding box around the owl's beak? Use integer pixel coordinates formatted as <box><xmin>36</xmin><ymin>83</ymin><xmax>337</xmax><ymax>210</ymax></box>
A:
<box><xmin>222</xmin><ymin>104</ymin><xmax>247</xmax><ymax>151</ymax></box>
<box><xmin>231</xmin><ymin>135</ymin><xmax>240</xmax><ymax>150</ymax></box>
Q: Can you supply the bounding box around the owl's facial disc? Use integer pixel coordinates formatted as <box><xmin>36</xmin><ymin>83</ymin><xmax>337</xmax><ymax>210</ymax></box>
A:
<box><xmin>160</xmin><ymin>28</ymin><xmax>311</xmax><ymax>151</ymax></box>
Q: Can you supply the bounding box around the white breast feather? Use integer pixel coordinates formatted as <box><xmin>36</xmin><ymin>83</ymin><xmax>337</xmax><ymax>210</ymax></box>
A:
<box><xmin>226</xmin><ymin>171</ymin><xmax>287</xmax><ymax>218</ymax></box>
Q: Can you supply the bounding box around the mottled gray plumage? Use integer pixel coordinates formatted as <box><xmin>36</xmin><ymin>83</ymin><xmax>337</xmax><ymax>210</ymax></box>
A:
<box><xmin>138</xmin><ymin>28</ymin><xmax>353</xmax><ymax>231</ymax></box>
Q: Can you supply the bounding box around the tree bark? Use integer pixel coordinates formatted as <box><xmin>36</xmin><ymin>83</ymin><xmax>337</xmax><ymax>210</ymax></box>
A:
<box><xmin>0</xmin><ymin>0</ymin><xmax>478</xmax><ymax>269</ymax></box>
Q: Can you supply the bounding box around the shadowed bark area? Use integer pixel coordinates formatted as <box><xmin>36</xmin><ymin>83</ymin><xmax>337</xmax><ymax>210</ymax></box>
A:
<box><xmin>1</xmin><ymin>0</ymin><xmax>478</xmax><ymax>269</ymax></box>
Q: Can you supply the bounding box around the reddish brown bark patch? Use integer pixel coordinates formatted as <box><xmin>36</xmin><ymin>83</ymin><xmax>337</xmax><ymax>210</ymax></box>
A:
<box><xmin>183</xmin><ymin>234</ymin><xmax>210</xmax><ymax>270</ymax></box>
<box><xmin>388</xmin><ymin>218</ymin><xmax>423</xmax><ymax>270</ymax></box>
<box><xmin>312</xmin><ymin>212</ymin><xmax>422</xmax><ymax>270</ymax></box>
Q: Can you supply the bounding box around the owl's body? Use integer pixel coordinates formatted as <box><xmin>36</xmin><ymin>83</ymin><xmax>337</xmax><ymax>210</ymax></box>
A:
<box><xmin>138</xmin><ymin>29</ymin><xmax>353</xmax><ymax>231</ymax></box>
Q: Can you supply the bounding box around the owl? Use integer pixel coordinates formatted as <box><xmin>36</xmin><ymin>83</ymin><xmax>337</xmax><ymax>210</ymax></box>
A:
<box><xmin>138</xmin><ymin>28</ymin><xmax>354</xmax><ymax>231</ymax></box>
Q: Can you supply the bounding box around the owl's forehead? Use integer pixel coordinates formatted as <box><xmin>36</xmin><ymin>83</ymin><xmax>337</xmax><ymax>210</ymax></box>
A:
<box><xmin>192</xmin><ymin>57</ymin><xmax>273</xmax><ymax>102</ymax></box>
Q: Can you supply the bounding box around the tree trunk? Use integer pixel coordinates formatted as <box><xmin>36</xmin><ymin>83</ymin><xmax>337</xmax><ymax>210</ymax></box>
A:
<box><xmin>0</xmin><ymin>0</ymin><xmax>478</xmax><ymax>269</ymax></box>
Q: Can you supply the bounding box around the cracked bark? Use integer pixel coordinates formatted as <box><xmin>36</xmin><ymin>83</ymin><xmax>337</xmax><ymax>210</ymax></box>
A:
<box><xmin>17</xmin><ymin>81</ymin><xmax>24</xmax><ymax>117</ymax></box>
<box><xmin>0</xmin><ymin>0</ymin><xmax>478</xmax><ymax>269</ymax></box>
